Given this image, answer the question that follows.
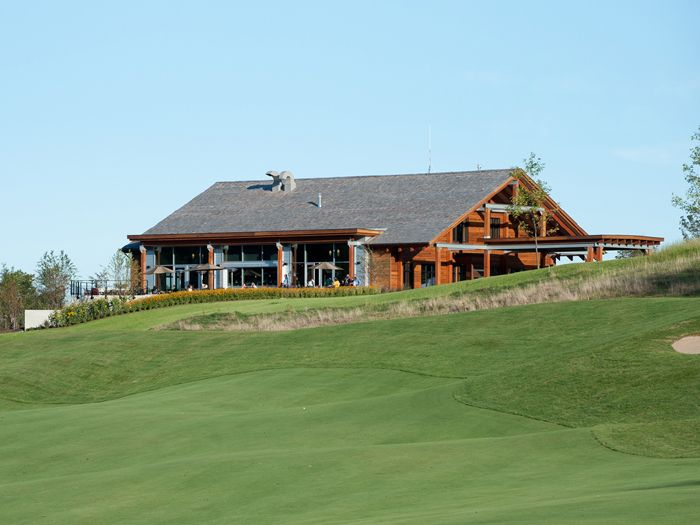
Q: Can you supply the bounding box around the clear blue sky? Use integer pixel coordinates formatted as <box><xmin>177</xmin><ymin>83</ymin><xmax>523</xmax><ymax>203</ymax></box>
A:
<box><xmin>1</xmin><ymin>1</ymin><xmax>698</xmax><ymax>277</ymax></box>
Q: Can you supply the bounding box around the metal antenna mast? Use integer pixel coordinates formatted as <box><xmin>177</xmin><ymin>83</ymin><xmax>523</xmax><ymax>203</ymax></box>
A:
<box><xmin>428</xmin><ymin>125</ymin><xmax>432</xmax><ymax>174</ymax></box>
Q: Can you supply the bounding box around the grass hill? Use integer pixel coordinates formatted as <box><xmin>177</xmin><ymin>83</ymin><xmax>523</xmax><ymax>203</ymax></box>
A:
<box><xmin>1</xmin><ymin>241</ymin><xmax>699</xmax><ymax>524</ymax></box>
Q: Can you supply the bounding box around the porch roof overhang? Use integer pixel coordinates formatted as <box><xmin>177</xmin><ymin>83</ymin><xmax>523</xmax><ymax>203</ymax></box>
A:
<box><xmin>437</xmin><ymin>234</ymin><xmax>664</xmax><ymax>253</ymax></box>
<box><xmin>127</xmin><ymin>228</ymin><xmax>385</xmax><ymax>245</ymax></box>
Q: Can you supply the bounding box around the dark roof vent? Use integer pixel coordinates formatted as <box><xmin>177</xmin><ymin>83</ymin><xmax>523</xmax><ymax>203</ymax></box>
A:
<box><xmin>266</xmin><ymin>170</ymin><xmax>296</xmax><ymax>192</ymax></box>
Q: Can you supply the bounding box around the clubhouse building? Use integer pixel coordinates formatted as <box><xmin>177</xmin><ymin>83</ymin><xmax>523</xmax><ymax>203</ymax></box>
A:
<box><xmin>126</xmin><ymin>169</ymin><xmax>662</xmax><ymax>291</ymax></box>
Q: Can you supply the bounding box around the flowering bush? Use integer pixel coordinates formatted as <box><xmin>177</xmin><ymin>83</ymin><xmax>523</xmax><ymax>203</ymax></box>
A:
<box><xmin>48</xmin><ymin>287</ymin><xmax>378</xmax><ymax>327</ymax></box>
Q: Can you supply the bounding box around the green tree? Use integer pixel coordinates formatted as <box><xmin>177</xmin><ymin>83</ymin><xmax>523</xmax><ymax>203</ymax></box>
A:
<box><xmin>36</xmin><ymin>251</ymin><xmax>77</xmax><ymax>308</ymax></box>
<box><xmin>91</xmin><ymin>250</ymin><xmax>138</xmax><ymax>296</ymax></box>
<box><xmin>508</xmin><ymin>153</ymin><xmax>558</xmax><ymax>268</ymax></box>
<box><xmin>0</xmin><ymin>266</ymin><xmax>40</xmax><ymax>331</ymax></box>
<box><xmin>672</xmin><ymin>127</ymin><xmax>700</xmax><ymax>239</ymax></box>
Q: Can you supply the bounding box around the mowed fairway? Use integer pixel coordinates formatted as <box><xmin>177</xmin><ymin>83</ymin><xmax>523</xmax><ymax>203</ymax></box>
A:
<box><xmin>1</xmin><ymin>368</ymin><xmax>698</xmax><ymax>525</ymax></box>
<box><xmin>1</xmin><ymin>296</ymin><xmax>700</xmax><ymax>523</ymax></box>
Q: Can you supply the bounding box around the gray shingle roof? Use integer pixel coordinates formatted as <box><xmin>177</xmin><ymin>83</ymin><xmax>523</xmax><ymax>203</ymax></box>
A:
<box><xmin>141</xmin><ymin>169</ymin><xmax>513</xmax><ymax>244</ymax></box>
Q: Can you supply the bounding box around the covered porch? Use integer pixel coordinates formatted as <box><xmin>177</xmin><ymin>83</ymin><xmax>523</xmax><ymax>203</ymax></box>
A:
<box><xmin>436</xmin><ymin>234</ymin><xmax>664</xmax><ymax>278</ymax></box>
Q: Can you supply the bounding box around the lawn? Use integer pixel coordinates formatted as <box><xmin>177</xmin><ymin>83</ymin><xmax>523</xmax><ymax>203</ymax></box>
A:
<box><xmin>1</xmin><ymin>292</ymin><xmax>700</xmax><ymax>523</ymax></box>
<box><xmin>2</xmin><ymin>243</ymin><xmax>700</xmax><ymax>523</ymax></box>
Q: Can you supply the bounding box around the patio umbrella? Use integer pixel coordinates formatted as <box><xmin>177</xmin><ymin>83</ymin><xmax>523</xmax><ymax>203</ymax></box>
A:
<box><xmin>146</xmin><ymin>265</ymin><xmax>175</xmax><ymax>275</ymax></box>
<box><xmin>188</xmin><ymin>263</ymin><xmax>223</xmax><ymax>272</ymax></box>
<box><xmin>310</xmin><ymin>262</ymin><xmax>344</xmax><ymax>271</ymax></box>
<box><xmin>310</xmin><ymin>261</ymin><xmax>344</xmax><ymax>286</ymax></box>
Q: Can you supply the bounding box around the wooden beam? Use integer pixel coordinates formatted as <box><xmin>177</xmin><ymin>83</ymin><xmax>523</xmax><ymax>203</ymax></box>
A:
<box><xmin>207</xmin><ymin>245</ymin><xmax>214</xmax><ymax>288</ymax></box>
<box><xmin>434</xmin><ymin>246</ymin><xmax>441</xmax><ymax>285</ymax></box>
<box><xmin>586</xmin><ymin>246</ymin><xmax>594</xmax><ymax>263</ymax></box>
<box><xmin>128</xmin><ymin>228</ymin><xmax>384</xmax><ymax>243</ymax></box>
<box><xmin>140</xmin><ymin>246</ymin><xmax>147</xmax><ymax>293</ymax></box>
<box><xmin>483</xmin><ymin>249</ymin><xmax>491</xmax><ymax>278</ymax></box>
<box><xmin>484</xmin><ymin>206</ymin><xmax>491</xmax><ymax>239</ymax></box>
<box><xmin>348</xmin><ymin>243</ymin><xmax>355</xmax><ymax>279</ymax></box>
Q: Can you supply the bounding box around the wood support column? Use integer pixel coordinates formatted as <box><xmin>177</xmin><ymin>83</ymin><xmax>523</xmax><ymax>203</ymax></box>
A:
<box><xmin>140</xmin><ymin>246</ymin><xmax>147</xmax><ymax>293</ymax></box>
<box><xmin>469</xmin><ymin>261</ymin><xmax>475</xmax><ymax>280</ymax></box>
<box><xmin>483</xmin><ymin>249</ymin><xmax>491</xmax><ymax>278</ymax></box>
<box><xmin>539</xmin><ymin>212</ymin><xmax>547</xmax><ymax>238</ymax></box>
<box><xmin>484</xmin><ymin>206</ymin><xmax>491</xmax><ymax>239</ymax></box>
<box><xmin>348</xmin><ymin>243</ymin><xmax>355</xmax><ymax>279</ymax></box>
<box><xmin>207</xmin><ymin>245</ymin><xmax>214</xmax><ymax>288</ymax></box>
<box><xmin>434</xmin><ymin>246</ymin><xmax>441</xmax><ymax>285</ymax></box>
<box><xmin>595</xmin><ymin>245</ymin><xmax>604</xmax><ymax>262</ymax></box>
<box><xmin>586</xmin><ymin>246</ymin><xmax>594</xmax><ymax>263</ymax></box>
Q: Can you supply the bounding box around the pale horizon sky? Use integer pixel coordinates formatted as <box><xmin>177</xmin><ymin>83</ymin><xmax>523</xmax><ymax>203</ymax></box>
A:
<box><xmin>1</xmin><ymin>1</ymin><xmax>698</xmax><ymax>277</ymax></box>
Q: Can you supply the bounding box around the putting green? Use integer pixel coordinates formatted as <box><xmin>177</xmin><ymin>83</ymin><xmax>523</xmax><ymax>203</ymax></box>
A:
<box><xmin>1</xmin><ymin>368</ymin><xmax>699</xmax><ymax>524</ymax></box>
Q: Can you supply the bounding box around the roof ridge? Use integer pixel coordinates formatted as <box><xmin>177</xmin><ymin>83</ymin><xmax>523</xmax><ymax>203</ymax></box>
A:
<box><xmin>213</xmin><ymin>168</ymin><xmax>513</xmax><ymax>184</ymax></box>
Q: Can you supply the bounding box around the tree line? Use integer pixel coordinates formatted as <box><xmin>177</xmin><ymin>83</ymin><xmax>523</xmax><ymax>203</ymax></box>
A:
<box><xmin>0</xmin><ymin>250</ymin><xmax>138</xmax><ymax>331</ymax></box>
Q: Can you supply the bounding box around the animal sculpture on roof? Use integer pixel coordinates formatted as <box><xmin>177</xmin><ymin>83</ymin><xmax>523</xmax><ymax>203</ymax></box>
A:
<box><xmin>266</xmin><ymin>170</ymin><xmax>296</xmax><ymax>192</ymax></box>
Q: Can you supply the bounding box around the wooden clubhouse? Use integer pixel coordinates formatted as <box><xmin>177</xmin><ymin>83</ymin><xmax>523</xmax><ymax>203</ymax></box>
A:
<box><xmin>126</xmin><ymin>169</ymin><xmax>662</xmax><ymax>292</ymax></box>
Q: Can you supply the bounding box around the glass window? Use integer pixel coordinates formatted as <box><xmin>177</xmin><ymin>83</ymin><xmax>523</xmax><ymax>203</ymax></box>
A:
<box><xmin>230</xmin><ymin>269</ymin><xmax>242</xmax><ymax>287</ymax></box>
<box><xmin>294</xmin><ymin>263</ymin><xmax>305</xmax><ymax>286</ymax></box>
<box><xmin>175</xmin><ymin>247</ymin><xmax>200</xmax><ymax>265</ymax></box>
<box><xmin>305</xmin><ymin>243</ymin><xmax>334</xmax><ymax>262</ymax></box>
<box><xmin>159</xmin><ymin>247</ymin><xmax>174</xmax><ymax>266</ymax></box>
<box><xmin>262</xmin><ymin>267</ymin><xmax>278</xmax><ymax>287</ymax></box>
<box><xmin>334</xmin><ymin>243</ymin><xmax>349</xmax><ymax>262</ymax></box>
<box><xmin>262</xmin><ymin>245</ymin><xmax>278</xmax><ymax>261</ymax></box>
<box><xmin>243</xmin><ymin>245</ymin><xmax>262</xmax><ymax>262</ymax></box>
<box><xmin>490</xmin><ymin>218</ymin><xmax>501</xmax><ymax>239</ymax></box>
<box><xmin>421</xmin><ymin>263</ymin><xmax>435</xmax><ymax>287</ymax></box>
<box><xmin>453</xmin><ymin>221</ymin><xmax>468</xmax><ymax>243</ymax></box>
<box><xmin>242</xmin><ymin>268</ymin><xmax>262</xmax><ymax>286</ymax></box>
<box><xmin>225</xmin><ymin>246</ymin><xmax>242</xmax><ymax>262</ymax></box>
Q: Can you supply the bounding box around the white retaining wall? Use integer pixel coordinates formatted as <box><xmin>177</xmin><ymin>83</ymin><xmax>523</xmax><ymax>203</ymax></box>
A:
<box><xmin>24</xmin><ymin>310</ymin><xmax>55</xmax><ymax>330</ymax></box>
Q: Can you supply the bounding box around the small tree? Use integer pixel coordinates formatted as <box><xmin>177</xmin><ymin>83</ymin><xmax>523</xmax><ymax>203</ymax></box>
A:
<box><xmin>0</xmin><ymin>266</ymin><xmax>40</xmax><ymax>331</ymax></box>
<box><xmin>129</xmin><ymin>256</ymin><xmax>142</xmax><ymax>295</ymax></box>
<box><xmin>91</xmin><ymin>250</ymin><xmax>139</xmax><ymax>296</ymax></box>
<box><xmin>672</xmin><ymin>127</ymin><xmax>700</xmax><ymax>239</ymax></box>
<box><xmin>508</xmin><ymin>153</ymin><xmax>558</xmax><ymax>269</ymax></box>
<box><xmin>35</xmin><ymin>250</ymin><xmax>77</xmax><ymax>308</ymax></box>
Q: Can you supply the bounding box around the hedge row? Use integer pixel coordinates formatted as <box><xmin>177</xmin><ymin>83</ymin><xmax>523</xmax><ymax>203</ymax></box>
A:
<box><xmin>48</xmin><ymin>287</ymin><xmax>379</xmax><ymax>328</ymax></box>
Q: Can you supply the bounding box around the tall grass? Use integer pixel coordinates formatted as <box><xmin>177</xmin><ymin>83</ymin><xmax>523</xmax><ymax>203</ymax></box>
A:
<box><xmin>167</xmin><ymin>241</ymin><xmax>700</xmax><ymax>332</ymax></box>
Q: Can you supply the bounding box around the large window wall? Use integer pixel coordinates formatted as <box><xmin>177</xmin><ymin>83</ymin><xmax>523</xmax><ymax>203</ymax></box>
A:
<box><xmin>146</xmin><ymin>241</ymin><xmax>353</xmax><ymax>290</ymax></box>
<box><xmin>222</xmin><ymin>244</ymin><xmax>279</xmax><ymax>287</ymax></box>
<box><xmin>292</xmin><ymin>242</ymin><xmax>349</xmax><ymax>287</ymax></box>
<box><xmin>153</xmin><ymin>246</ymin><xmax>212</xmax><ymax>291</ymax></box>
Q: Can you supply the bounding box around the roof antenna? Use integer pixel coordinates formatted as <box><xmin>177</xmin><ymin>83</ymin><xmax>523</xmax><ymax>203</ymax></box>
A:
<box><xmin>428</xmin><ymin>124</ymin><xmax>432</xmax><ymax>174</ymax></box>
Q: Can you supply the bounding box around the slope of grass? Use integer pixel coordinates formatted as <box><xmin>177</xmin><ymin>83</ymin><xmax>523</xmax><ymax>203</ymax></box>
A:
<box><xmin>1</xmin><ymin>242</ymin><xmax>700</xmax><ymax>523</ymax></box>
<box><xmin>2</xmin><ymin>298</ymin><xmax>700</xmax><ymax>437</ymax></box>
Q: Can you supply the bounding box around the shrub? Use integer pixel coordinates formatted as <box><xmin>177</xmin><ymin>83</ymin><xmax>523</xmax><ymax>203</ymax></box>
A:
<box><xmin>47</xmin><ymin>287</ymin><xmax>378</xmax><ymax>328</ymax></box>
